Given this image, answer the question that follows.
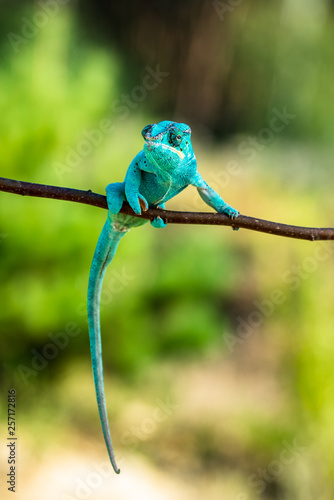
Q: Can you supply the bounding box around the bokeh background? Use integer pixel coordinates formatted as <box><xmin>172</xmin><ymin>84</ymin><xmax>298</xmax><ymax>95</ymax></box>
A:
<box><xmin>1</xmin><ymin>0</ymin><xmax>334</xmax><ymax>498</ymax></box>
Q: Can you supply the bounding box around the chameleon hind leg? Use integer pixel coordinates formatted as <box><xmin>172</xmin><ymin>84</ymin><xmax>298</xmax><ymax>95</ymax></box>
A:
<box><xmin>106</xmin><ymin>182</ymin><xmax>126</xmax><ymax>214</ymax></box>
<box><xmin>106</xmin><ymin>181</ymin><xmax>165</xmax><ymax>229</ymax></box>
<box><xmin>150</xmin><ymin>202</ymin><xmax>167</xmax><ymax>229</ymax></box>
<box><xmin>107</xmin><ymin>181</ymin><xmax>149</xmax><ymax>218</ymax></box>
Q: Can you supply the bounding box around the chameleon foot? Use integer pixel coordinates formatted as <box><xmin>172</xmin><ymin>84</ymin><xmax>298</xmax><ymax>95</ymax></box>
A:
<box><xmin>151</xmin><ymin>216</ymin><xmax>167</xmax><ymax>229</ymax></box>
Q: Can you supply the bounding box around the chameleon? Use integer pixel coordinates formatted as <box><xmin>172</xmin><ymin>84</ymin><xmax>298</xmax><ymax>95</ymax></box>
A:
<box><xmin>87</xmin><ymin>120</ymin><xmax>239</xmax><ymax>474</ymax></box>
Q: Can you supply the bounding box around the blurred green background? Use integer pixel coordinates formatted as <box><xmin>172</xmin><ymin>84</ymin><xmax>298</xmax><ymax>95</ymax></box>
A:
<box><xmin>0</xmin><ymin>1</ymin><xmax>334</xmax><ymax>499</ymax></box>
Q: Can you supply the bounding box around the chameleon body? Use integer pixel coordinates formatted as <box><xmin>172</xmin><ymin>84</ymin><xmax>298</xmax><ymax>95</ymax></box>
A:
<box><xmin>87</xmin><ymin>120</ymin><xmax>238</xmax><ymax>474</ymax></box>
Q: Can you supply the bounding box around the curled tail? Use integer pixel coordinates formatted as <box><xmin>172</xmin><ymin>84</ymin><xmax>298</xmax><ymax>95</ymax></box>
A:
<box><xmin>87</xmin><ymin>219</ymin><xmax>127</xmax><ymax>474</ymax></box>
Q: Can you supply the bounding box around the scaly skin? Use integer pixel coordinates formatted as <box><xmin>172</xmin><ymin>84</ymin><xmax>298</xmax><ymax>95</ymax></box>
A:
<box><xmin>87</xmin><ymin>120</ymin><xmax>238</xmax><ymax>474</ymax></box>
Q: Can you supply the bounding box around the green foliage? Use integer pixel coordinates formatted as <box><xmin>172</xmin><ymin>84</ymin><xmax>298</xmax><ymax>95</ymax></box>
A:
<box><xmin>1</xmin><ymin>4</ymin><xmax>334</xmax><ymax>498</ymax></box>
<box><xmin>222</xmin><ymin>0</ymin><xmax>334</xmax><ymax>142</ymax></box>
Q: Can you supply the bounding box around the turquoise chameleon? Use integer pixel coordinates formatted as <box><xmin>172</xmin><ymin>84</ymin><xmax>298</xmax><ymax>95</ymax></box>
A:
<box><xmin>87</xmin><ymin>120</ymin><xmax>239</xmax><ymax>474</ymax></box>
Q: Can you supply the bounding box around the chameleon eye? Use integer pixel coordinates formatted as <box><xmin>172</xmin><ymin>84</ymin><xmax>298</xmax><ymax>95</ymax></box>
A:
<box><xmin>168</xmin><ymin>130</ymin><xmax>182</xmax><ymax>146</ymax></box>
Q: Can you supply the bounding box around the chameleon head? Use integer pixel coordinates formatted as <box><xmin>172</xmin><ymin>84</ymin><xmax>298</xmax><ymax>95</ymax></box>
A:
<box><xmin>142</xmin><ymin>121</ymin><xmax>194</xmax><ymax>171</ymax></box>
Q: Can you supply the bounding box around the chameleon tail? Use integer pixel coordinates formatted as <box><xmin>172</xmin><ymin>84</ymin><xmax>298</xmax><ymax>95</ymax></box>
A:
<box><xmin>87</xmin><ymin>220</ymin><xmax>126</xmax><ymax>474</ymax></box>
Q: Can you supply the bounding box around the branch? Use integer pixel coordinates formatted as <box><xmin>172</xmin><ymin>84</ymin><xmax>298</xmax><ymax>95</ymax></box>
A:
<box><xmin>0</xmin><ymin>176</ymin><xmax>333</xmax><ymax>241</ymax></box>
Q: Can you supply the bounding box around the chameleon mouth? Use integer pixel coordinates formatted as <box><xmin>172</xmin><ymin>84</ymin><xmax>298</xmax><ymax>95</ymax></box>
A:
<box><xmin>163</xmin><ymin>144</ymin><xmax>185</xmax><ymax>159</ymax></box>
<box><xmin>146</xmin><ymin>142</ymin><xmax>185</xmax><ymax>160</ymax></box>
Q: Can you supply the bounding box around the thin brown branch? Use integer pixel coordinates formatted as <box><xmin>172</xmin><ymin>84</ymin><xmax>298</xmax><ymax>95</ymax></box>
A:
<box><xmin>0</xmin><ymin>176</ymin><xmax>333</xmax><ymax>241</ymax></box>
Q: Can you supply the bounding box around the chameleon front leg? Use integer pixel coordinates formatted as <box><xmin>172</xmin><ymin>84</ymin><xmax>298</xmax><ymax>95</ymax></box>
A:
<box><xmin>124</xmin><ymin>160</ymin><xmax>167</xmax><ymax>228</ymax></box>
<box><xmin>191</xmin><ymin>172</ymin><xmax>239</xmax><ymax>219</ymax></box>
<box><xmin>124</xmin><ymin>159</ymin><xmax>149</xmax><ymax>215</ymax></box>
